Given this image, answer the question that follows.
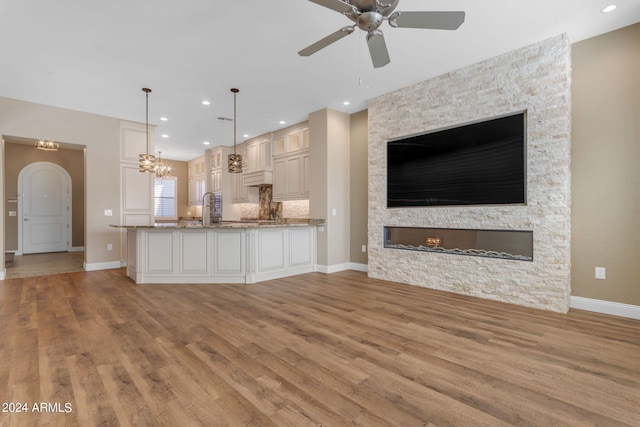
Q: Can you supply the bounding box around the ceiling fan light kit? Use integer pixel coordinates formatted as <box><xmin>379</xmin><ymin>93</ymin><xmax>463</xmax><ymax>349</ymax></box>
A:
<box><xmin>300</xmin><ymin>0</ymin><xmax>465</xmax><ymax>68</ymax></box>
<box><xmin>35</xmin><ymin>139</ymin><xmax>60</xmax><ymax>151</ymax></box>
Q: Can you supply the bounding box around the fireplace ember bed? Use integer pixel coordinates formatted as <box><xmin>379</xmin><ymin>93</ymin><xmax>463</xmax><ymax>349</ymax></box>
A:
<box><xmin>384</xmin><ymin>226</ymin><xmax>533</xmax><ymax>262</ymax></box>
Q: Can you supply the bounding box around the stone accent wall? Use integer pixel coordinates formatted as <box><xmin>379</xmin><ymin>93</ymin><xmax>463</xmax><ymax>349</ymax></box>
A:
<box><xmin>368</xmin><ymin>35</ymin><xmax>572</xmax><ymax>313</ymax></box>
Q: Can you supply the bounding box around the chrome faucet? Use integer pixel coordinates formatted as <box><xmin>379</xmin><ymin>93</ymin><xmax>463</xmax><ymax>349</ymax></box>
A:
<box><xmin>201</xmin><ymin>192</ymin><xmax>216</xmax><ymax>226</ymax></box>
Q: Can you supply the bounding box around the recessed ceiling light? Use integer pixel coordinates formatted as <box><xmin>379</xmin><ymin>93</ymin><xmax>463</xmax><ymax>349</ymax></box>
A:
<box><xmin>343</xmin><ymin>101</ymin><xmax>350</xmax><ymax>106</ymax></box>
<box><xmin>243</xmin><ymin>134</ymin><xmax>249</xmax><ymax>138</ymax></box>
<box><xmin>202</xmin><ymin>100</ymin><xmax>211</xmax><ymax>106</ymax></box>
<box><xmin>161</xmin><ymin>134</ymin><xmax>169</xmax><ymax>138</ymax></box>
<box><xmin>203</xmin><ymin>141</ymin><xmax>210</xmax><ymax>145</ymax></box>
<box><xmin>602</xmin><ymin>5</ymin><xmax>617</xmax><ymax>12</ymax></box>
<box><xmin>160</xmin><ymin>117</ymin><xmax>168</xmax><ymax>121</ymax></box>
<box><xmin>279</xmin><ymin>120</ymin><xmax>286</xmax><ymax>125</ymax></box>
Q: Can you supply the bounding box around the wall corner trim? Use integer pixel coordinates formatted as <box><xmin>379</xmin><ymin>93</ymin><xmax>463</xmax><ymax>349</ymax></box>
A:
<box><xmin>570</xmin><ymin>296</ymin><xmax>640</xmax><ymax>320</ymax></box>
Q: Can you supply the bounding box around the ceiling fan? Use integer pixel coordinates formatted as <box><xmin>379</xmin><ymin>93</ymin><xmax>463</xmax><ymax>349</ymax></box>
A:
<box><xmin>298</xmin><ymin>0</ymin><xmax>465</xmax><ymax>68</ymax></box>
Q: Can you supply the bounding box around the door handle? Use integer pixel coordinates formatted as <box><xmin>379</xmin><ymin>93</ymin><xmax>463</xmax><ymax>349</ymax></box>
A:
<box><xmin>24</xmin><ymin>217</ymin><xmax>31</xmax><ymax>221</ymax></box>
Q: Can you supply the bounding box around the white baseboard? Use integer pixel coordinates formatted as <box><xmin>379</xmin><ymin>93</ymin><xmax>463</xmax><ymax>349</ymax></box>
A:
<box><xmin>348</xmin><ymin>262</ymin><xmax>368</xmax><ymax>272</ymax></box>
<box><xmin>316</xmin><ymin>263</ymin><xmax>368</xmax><ymax>274</ymax></box>
<box><xmin>316</xmin><ymin>263</ymin><xmax>350</xmax><ymax>274</ymax></box>
<box><xmin>570</xmin><ymin>296</ymin><xmax>640</xmax><ymax>320</ymax></box>
<box><xmin>0</xmin><ymin>268</ymin><xmax>5</xmax><ymax>280</ymax></box>
<box><xmin>70</xmin><ymin>246</ymin><xmax>85</xmax><ymax>252</ymax></box>
<box><xmin>84</xmin><ymin>261</ymin><xmax>122</xmax><ymax>272</ymax></box>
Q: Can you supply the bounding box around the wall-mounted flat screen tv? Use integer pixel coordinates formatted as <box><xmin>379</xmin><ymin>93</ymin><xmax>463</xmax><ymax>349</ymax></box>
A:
<box><xmin>387</xmin><ymin>112</ymin><xmax>526</xmax><ymax>208</ymax></box>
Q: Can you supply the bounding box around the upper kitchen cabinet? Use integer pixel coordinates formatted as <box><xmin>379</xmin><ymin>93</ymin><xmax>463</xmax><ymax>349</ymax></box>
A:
<box><xmin>188</xmin><ymin>155</ymin><xmax>206</xmax><ymax>206</ymax></box>
<box><xmin>273</xmin><ymin>126</ymin><xmax>309</xmax><ymax>156</ymax></box>
<box><xmin>208</xmin><ymin>147</ymin><xmax>223</xmax><ymax>194</ymax></box>
<box><xmin>242</xmin><ymin>136</ymin><xmax>273</xmax><ymax>187</ymax></box>
<box><xmin>188</xmin><ymin>156</ymin><xmax>206</xmax><ymax>178</ymax></box>
<box><xmin>209</xmin><ymin>147</ymin><xmax>223</xmax><ymax>170</ymax></box>
<box><xmin>231</xmin><ymin>142</ymin><xmax>257</xmax><ymax>203</ymax></box>
<box><xmin>272</xmin><ymin>123</ymin><xmax>310</xmax><ymax>202</ymax></box>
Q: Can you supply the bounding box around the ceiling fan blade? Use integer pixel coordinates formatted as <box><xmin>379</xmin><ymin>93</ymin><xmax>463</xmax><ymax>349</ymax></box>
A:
<box><xmin>308</xmin><ymin>0</ymin><xmax>355</xmax><ymax>14</ymax></box>
<box><xmin>298</xmin><ymin>26</ymin><xmax>355</xmax><ymax>56</ymax></box>
<box><xmin>389</xmin><ymin>11</ymin><xmax>465</xmax><ymax>30</ymax></box>
<box><xmin>366</xmin><ymin>30</ymin><xmax>390</xmax><ymax>68</ymax></box>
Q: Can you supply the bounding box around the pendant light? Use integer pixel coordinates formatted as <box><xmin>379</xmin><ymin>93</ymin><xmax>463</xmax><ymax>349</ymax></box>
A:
<box><xmin>155</xmin><ymin>151</ymin><xmax>172</xmax><ymax>180</ymax></box>
<box><xmin>227</xmin><ymin>88</ymin><xmax>242</xmax><ymax>173</ymax></box>
<box><xmin>139</xmin><ymin>87</ymin><xmax>156</xmax><ymax>173</ymax></box>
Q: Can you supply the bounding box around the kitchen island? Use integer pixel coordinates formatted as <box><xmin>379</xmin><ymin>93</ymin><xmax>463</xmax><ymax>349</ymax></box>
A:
<box><xmin>118</xmin><ymin>220</ymin><xmax>322</xmax><ymax>284</ymax></box>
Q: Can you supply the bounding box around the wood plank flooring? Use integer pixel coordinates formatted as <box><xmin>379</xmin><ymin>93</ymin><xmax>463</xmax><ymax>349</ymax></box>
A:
<box><xmin>1</xmin><ymin>269</ymin><xmax>639</xmax><ymax>426</ymax></box>
<box><xmin>5</xmin><ymin>252</ymin><xmax>84</xmax><ymax>279</ymax></box>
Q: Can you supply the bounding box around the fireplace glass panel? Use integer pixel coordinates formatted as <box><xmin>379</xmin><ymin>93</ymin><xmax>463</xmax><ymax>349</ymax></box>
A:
<box><xmin>384</xmin><ymin>226</ymin><xmax>533</xmax><ymax>261</ymax></box>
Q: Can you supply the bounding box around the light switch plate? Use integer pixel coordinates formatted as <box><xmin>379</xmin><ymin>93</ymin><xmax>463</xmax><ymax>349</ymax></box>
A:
<box><xmin>104</xmin><ymin>209</ymin><xmax>113</xmax><ymax>217</ymax></box>
<box><xmin>595</xmin><ymin>267</ymin><xmax>606</xmax><ymax>280</ymax></box>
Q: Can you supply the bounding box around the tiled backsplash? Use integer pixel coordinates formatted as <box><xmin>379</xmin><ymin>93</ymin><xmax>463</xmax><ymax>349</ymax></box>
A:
<box><xmin>238</xmin><ymin>189</ymin><xmax>309</xmax><ymax>220</ymax></box>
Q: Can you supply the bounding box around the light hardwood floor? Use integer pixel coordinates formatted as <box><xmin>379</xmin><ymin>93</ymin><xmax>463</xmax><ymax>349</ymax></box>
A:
<box><xmin>1</xmin><ymin>269</ymin><xmax>639</xmax><ymax>426</ymax></box>
<box><xmin>4</xmin><ymin>251</ymin><xmax>84</xmax><ymax>279</ymax></box>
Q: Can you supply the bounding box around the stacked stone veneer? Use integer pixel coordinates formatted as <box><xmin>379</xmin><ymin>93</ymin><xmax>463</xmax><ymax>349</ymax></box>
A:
<box><xmin>368</xmin><ymin>35</ymin><xmax>571</xmax><ymax>313</ymax></box>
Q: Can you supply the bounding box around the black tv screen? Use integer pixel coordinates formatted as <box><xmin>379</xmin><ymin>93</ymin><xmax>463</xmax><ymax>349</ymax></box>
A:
<box><xmin>387</xmin><ymin>112</ymin><xmax>526</xmax><ymax>207</ymax></box>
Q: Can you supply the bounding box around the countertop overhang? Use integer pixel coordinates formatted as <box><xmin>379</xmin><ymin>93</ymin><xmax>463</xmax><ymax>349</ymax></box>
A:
<box><xmin>111</xmin><ymin>218</ymin><xmax>325</xmax><ymax>230</ymax></box>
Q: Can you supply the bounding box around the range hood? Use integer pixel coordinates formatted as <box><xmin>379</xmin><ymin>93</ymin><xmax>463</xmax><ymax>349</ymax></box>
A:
<box><xmin>243</xmin><ymin>170</ymin><xmax>273</xmax><ymax>187</ymax></box>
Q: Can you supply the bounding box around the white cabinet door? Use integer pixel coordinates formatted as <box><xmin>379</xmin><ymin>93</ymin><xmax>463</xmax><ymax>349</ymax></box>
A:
<box><xmin>286</xmin><ymin>156</ymin><xmax>302</xmax><ymax>197</ymax></box>
<box><xmin>273</xmin><ymin>154</ymin><xmax>309</xmax><ymax>201</ymax></box>
<box><xmin>210</xmin><ymin>170</ymin><xmax>222</xmax><ymax>193</ymax></box>
<box><xmin>273</xmin><ymin>159</ymin><xmax>287</xmax><ymax>199</ymax></box>
<box><xmin>231</xmin><ymin>172</ymin><xmax>248</xmax><ymax>203</ymax></box>
<box><xmin>246</xmin><ymin>142</ymin><xmax>259</xmax><ymax>173</ymax></box>
<box><xmin>302</xmin><ymin>153</ymin><xmax>310</xmax><ymax>196</ymax></box>
<box><xmin>188</xmin><ymin>176</ymin><xmax>206</xmax><ymax>206</ymax></box>
<box><xmin>188</xmin><ymin>178</ymin><xmax>197</xmax><ymax>206</ymax></box>
<box><xmin>245</xmin><ymin>138</ymin><xmax>272</xmax><ymax>172</ymax></box>
<box><xmin>258</xmin><ymin>138</ymin><xmax>271</xmax><ymax>170</ymax></box>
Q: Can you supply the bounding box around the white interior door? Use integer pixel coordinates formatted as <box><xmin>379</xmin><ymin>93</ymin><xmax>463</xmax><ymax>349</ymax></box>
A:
<box><xmin>19</xmin><ymin>162</ymin><xmax>71</xmax><ymax>254</ymax></box>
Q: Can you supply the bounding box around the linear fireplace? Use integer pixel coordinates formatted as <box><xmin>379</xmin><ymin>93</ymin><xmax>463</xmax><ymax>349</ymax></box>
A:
<box><xmin>384</xmin><ymin>226</ymin><xmax>533</xmax><ymax>261</ymax></box>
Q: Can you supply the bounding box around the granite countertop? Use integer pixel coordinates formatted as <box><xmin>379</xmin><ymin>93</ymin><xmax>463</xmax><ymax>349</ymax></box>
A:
<box><xmin>111</xmin><ymin>218</ymin><xmax>325</xmax><ymax>230</ymax></box>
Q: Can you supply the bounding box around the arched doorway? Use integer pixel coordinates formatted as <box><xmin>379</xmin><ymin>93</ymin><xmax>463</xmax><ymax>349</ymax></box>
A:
<box><xmin>17</xmin><ymin>162</ymin><xmax>71</xmax><ymax>254</ymax></box>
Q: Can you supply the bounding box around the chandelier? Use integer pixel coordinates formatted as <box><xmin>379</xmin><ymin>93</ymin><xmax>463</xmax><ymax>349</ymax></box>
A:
<box><xmin>35</xmin><ymin>139</ymin><xmax>59</xmax><ymax>151</ymax></box>
<box><xmin>139</xmin><ymin>87</ymin><xmax>156</xmax><ymax>173</ymax></box>
<box><xmin>155</xmin><ymin>151</ymin><xmax>172</xmax><ymax>180</ymax></box>
<box><xmin>227</xmin><ymin>88</ymin><xmax>242</xmax><ymax>173</ymax></box>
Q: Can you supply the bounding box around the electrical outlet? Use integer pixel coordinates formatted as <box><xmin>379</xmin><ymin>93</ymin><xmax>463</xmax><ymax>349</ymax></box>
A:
<box><xmin>595</xmin><ymin>267</ymin><xmax>606</xmax><ymax>280</ymax></box>
<box><xmin>332</xmin><ymin>208</ymin><xmax>337</xmax><ymax>216</ymax></box>
<box><xmin>104</xmin><ymin>209</ymin><xmax>113</xmax><ymax>217</ymax></box>
<box><xmin>107</xmin><ymin>243</ymin><xmax>113</xmax><ymax>251</ymax></box>
<box><xmin>362</xmin><ymin>245</ymin><xmax>367</xmax><ymax>253</ymax></box>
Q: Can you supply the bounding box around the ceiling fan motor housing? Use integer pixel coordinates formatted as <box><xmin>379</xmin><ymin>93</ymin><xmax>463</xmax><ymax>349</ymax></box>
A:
<box><xmin>356</xmin><ymin>11</ymin><xmax>384</xmax><ymax>31</ymax></box>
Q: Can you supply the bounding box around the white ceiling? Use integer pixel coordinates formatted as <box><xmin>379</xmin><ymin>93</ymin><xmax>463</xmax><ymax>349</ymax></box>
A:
<box><xmin>1</xmin><ymin>0</ymin><xmax>639</xmax><ymax>161</ymax></box>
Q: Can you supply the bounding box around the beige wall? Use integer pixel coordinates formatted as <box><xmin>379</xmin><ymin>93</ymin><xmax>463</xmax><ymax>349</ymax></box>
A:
<box><xmin>571</xmin><ymin>23</ymin><xmax>640</xmax><ymax>305</ymax></box>
<box><xmin>309</xmin><ymin>108</ymin><xmax>351</xmax><ymax>270</ymax></box>
<box><xmin>349</xmin><ymin>109</ymin><xmax>368</xmax><ymax>265</ymax></box>
<box><xmin>1</xmin><ymin>96</ymin><xmax>122</xmax><ymax>268</ymax></box>
<box><xmin>4</xmin><ymin>140</ymin><xmax>85</xmax><ymax>249</ymax></box>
